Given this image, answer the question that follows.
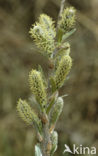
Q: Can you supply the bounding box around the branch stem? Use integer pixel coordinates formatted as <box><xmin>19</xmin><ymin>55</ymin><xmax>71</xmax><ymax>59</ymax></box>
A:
<box><xmin>53</xmin><ymin>0</ymin><xmax>66</xmax><ymax>57</ymax></box>
<box><xmin>41</xmin><ymin>120</ymin><xmax>51</xmax><ymax>156</ymax></box>
<box><xmin>57</xmin><ymin>0</ymin><xmax>66</xmax><ymax>30</ymax></box>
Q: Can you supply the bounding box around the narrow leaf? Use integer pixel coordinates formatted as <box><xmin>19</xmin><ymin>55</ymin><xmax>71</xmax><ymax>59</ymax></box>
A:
<box><xmin>35</xmin><ymin>144</ymin><xmax>42</xmax><ymax>156</ymax></box>
<box><xmin>62</xmin><ymin>28</ymin><xmax>76</xmax><ymax>41</ymax></box>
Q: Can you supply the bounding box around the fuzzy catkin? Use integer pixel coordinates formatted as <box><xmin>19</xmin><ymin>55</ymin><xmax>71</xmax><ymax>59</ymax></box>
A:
<box><xmin>54</xmin><ymin>55</ymin><xmax>72</xmax><ymax>90</ymax></box>
<box><xmin>39</xmin><ymin>14</ymin><xmax>56</xmax><ymax>38</ymax></box>
<box><xmin>29</xmin><ymin>69</ymin><xmax>47</xmax><ymax>110</ymax></box>
<box><xmin>58</xmin><ymin>7</ymin><xmax>76</xmax><ymax>33</ymax></box>
<box><xmin>17</xmin><ymin>99</ymin><xmax>42</xmax><ymax>129</ymax></box>
<box><xmin>55</xmin><ymin>42</ymin><xmax>70</xmax><ymax>70</ymax></box>
<box><xmin>29</xmin><ymin>14</ymin><xmax>56</xmax><ymax>57</ymax></box>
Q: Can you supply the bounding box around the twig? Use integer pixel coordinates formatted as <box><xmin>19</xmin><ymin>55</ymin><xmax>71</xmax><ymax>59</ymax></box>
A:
<box><xmin>58</xmin><ymin>0</ymin><xmax>66</xmax><ymax>21</ymax></box>
<box><xmin>53</xmin><ymin>0</ymin><xmax>66</xmax><ymax>57</ymax></box>
<box><xmin>57</xmin><ymin>0</ymin><xmax>66</xmax><ymax>30</ymax></box>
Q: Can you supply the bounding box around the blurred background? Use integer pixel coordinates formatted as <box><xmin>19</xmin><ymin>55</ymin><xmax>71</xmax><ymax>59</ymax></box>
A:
<box><xmin>0</xmin><ymin>0</ymin><xmax>98</xmax><ymax>156</ymax></box>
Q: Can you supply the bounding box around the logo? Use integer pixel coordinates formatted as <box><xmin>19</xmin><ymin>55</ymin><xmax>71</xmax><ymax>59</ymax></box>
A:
<box><xmin>63</xmin><ymin>144</ymin><xmax>96</xmax><ymax>155</ymax></box>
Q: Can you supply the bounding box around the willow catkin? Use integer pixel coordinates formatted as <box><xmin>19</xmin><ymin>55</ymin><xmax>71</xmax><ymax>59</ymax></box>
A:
<box><xmin>17</xmin><ymin>99</ymin><xmax>42</xmax><ymax>133</ymax></box>
<box><xmin>58</xmin><ymin>7</ymin><xmax>76</xmax><ymax>33</ymax></box>
<box><xmin>29</xmin><ymin>14</ymin><xmax>56</xmax><ymax>57</ymax></box>
<box><xmin>54</xmin><ymin>55</ymin><xmax>72</xmax><ymax>90</ymax></box>
<box><xmin>29</xmin><ymin>69</ymin><xmax>47</xmax><ymax>111</ymax></box>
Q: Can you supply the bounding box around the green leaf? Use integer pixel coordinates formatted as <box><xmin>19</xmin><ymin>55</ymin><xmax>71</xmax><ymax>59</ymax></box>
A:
<box><xmin>50</xmin><ymin>77</ymin><xmax>56</xmax><ymax>93</ymax></box>
<box><xmin>62</xmin><ymin>28</ymin><xmax>76</xmax><ymax>41</ymax></box>
<box><xmin>56</xmin><ymin>28</ymin><xmax>63</xmax><ymax>42</ymax></box>
<box><xmin>46</xmin><ymin>91</ymin><xmax>58</xmax><ymax>114</ymax></box>
<box><xmin>35</xmin><ymin>144</ymin><xmax>42</xmax><ymax>156</ymax></box>
<box><xmin>38</xmin><ymin>65</ymin><xmax>47</xmax><ymax>87</ymax></box>
<box><xmin>50</xmin><ymin>131</ymin><xmax>58</xmax><ymax>155</ymax></box>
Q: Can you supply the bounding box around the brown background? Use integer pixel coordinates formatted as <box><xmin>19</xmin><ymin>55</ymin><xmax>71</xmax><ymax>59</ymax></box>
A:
<box><xmin>0</xmin><ymin>0</ymin><xmax>98</xmax><ymax>155</ymax></box>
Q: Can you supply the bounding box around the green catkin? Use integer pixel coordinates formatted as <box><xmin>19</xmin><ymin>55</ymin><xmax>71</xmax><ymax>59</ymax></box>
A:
<box><xmin>17</xmin><ymin>99</ymin><xmax>42</xmax><ymax>132</ymax></box>
<box><xmin>50</xmin><ymin>97</ymin><xmax>64</xmax><ymax>130</ymax></box>
<box><xmin>29</xmin><ymin>69</ymin><xmax>47</xmax><ymax>110</ymax></box>
<box><xmin>39</xmin><ymin>14</ymin><xmax>56</xmax><ymax>38</ymax></box>
<box><xmin>54</xmin><ymin>55</ymin><xmax>72</xmax><ymax>90</ymax></box>
<box><xmin>29</xmin><ymin>14</ymin><xmax>56</xmax><ymax>57</ymax></box>
<box><xmin>58</xmin><ymin>7</ymin><xmax>76</xmax><ymax>33</ymax></box>
<box><xmin>55</xmin><ymin>42</ymin><xmax>70</xmax><ymax>70</ymax></box>
<box><xmin>39</xmin><ymin>14</ymin><xmax>54</xmax><ymax>28</ymax></box>
<box><xmin>50</xmin><ymin>131</ymin><xmax>58</xmax><ymax>155</ymax></box>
